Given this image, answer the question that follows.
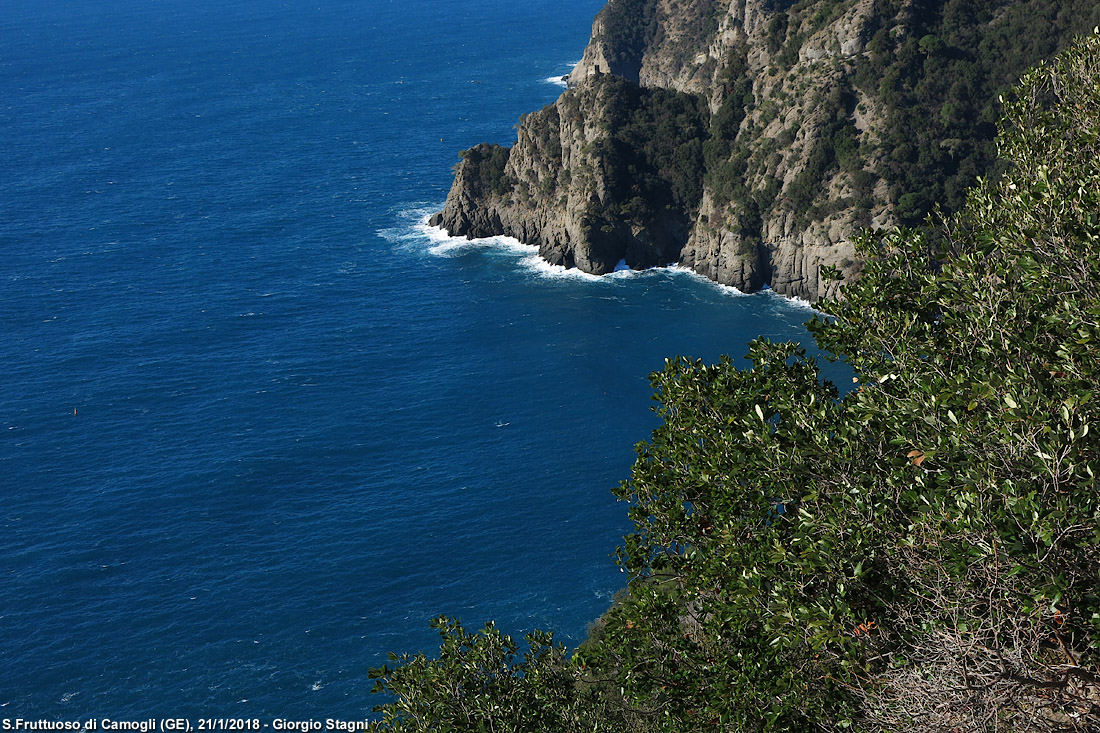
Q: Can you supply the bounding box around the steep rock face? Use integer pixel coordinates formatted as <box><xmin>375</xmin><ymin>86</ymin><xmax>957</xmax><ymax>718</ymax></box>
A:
<box><xmin>572</xmin><ymin>0</ymin><xmax>724</xmax><ymax>94</ymax></box>
<box><xmin>678</xmin><ymin>0</ymin><xmax>891</xmax><ymax>300</ymax></box>
<box><xmin>434</xmin><ymin>0</ymin><xmax>1100</xmax><ymax>301</ymax></box>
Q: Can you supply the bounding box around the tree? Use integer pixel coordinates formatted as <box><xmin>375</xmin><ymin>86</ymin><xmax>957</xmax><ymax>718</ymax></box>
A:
<box><xmin>366</xmin><ymin>618</ymin><xmax>610</xmax><ymax>731</ymax></box>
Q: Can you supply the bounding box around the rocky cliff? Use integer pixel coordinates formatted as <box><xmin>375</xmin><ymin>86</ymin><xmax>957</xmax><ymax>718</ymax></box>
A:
<box><xmin>432</xmin><ymin>0</ymin><xmax>1100</xmax><ymax>301</ymax></box>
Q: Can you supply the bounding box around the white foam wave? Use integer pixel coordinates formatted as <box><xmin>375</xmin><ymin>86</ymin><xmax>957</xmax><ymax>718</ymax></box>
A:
<box><xmin>666</xmin><ymin>266</ymin><xmax>823</xmax><ymax>310</ymax></box>
<box><xmin>543</xmin><ymin>59</ymin><xmax>581</xmax><ymax>88</ymax></box>
<box><xmin>665</xmin><ymin>264</ymin><xmax>751</xmax><ymax>297</ymax></box>
<box><xmin>384</xmin><ymin>209</ymin><xmax>821</xmax><ymax>310</ymax></box>
<box><xmin>403</xmin><ymin>213</ymin><xmax>640</xmax><ymax>283</ymax></box>
<box><xmin>518</xmin><ymin>253</ymin><xmax>602</xmax><ymax>281</ymax></box>
<box><xmin>780</xmin><ymin>291</ymin><xmax>818</xmax><ymax>310</ymax></box>
<box><xmin>414</xmin><ymin>217</ymin><xmax>536</xmax><ymax>257</ymax></box>
<box><xmin>375</xmin><ymin>204</ymin><xmax>441</xmax><ymax>245</ymax></box>
<box><xmin>518</xmin><ymin>254</ymin><xmax>679</xmax><ymax>283</ymax></box>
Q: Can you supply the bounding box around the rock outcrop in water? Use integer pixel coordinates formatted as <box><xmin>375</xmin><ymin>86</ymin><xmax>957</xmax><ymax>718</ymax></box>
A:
<box><xmin>432</xmin><ymin>0</ymin><xmax>1100</xmax><ymax>301</ymax></box>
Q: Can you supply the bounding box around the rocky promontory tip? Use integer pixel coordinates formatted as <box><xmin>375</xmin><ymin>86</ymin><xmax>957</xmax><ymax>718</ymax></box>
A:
<box><xmin>432</xmin><ymin>77</ymin><xmax>696</xmax><ymax>276</ymax></box>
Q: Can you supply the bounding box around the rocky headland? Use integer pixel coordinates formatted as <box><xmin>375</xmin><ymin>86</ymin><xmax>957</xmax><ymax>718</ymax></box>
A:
<box><xmin>431</xmin><ymin>0</ymin><xmax>1099</xmax><ymax>301</ymax></box>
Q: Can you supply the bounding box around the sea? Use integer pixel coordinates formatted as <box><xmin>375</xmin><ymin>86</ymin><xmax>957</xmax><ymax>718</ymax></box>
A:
<box><xmin>1</xmin><ymin>0</ymin><xmax>836</xmax><ymax>720</ymax></box>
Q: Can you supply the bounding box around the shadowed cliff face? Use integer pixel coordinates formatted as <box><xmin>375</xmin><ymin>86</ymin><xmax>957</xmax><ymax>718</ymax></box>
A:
<box><xmin>433</xmin><ymin>0</ymin><xmax>1100</xmax><ymax>301</ymax></box>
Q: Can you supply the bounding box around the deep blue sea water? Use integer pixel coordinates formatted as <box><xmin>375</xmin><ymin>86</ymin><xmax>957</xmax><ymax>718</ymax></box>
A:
<box><xmin>1</xmin><ymin>0</ymin><xmax>835</xmax><ymax>719</ymax></box>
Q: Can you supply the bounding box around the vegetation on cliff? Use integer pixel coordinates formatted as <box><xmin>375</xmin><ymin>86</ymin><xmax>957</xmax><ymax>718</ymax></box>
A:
<box><xmin>856</xmin><ymin>0</ymin><xmax>1100</xmax><ymax>223</ymax></box>
<box><xmin>369</xmin><ymin>32</ymin><xmax>1100</xmax><ymax>731</ymax></box>
<box><xmin>455</xmin><ymin>144</ymin><xmax>513</xmax><ymax>197</ymax></box>
<box><xmin>583</xmin><ymin>77</ymin><xmax>709</xmax><ymax>227</ymax></box>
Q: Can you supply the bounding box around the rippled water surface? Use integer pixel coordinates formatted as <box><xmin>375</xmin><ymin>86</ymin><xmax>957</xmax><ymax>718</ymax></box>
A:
<box><xmin>1</xmin><ymin>0</ymin><xmax>832</xmax><ymax>717</ymax></box>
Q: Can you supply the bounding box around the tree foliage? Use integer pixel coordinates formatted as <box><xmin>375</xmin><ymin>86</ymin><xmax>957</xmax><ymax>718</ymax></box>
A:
<box><xmin>365</xmin><ymin>618</ymin><xmax>599</xmax><ymax>732</ymax></box>
<box><xmin>369</xmin><ymin>33</ymin><xmax>1100</xmax><ymax>731</ymax></box>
